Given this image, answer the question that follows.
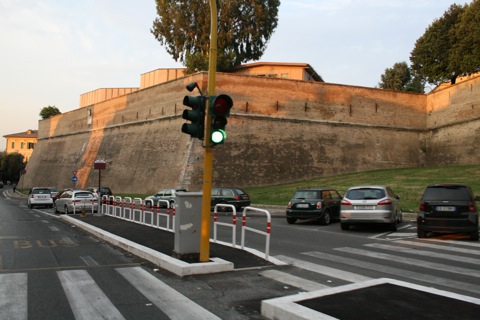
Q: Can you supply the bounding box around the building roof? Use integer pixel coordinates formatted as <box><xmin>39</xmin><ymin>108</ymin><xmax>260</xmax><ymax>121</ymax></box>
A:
<box><xmin>3</xmin><ymin>129</ymin><xmax>38</xmax><ymax>139</ymax></box>
<box><xmin>233</xmin><ymin>62</ymin><xmax>324</xmax><ymax>82</ymax></box>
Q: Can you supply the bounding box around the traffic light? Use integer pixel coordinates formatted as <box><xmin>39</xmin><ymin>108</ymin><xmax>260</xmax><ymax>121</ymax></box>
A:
<box><xmin>181</xmin><ymin>95</ymin><xmax>205</xmax><ymax>139</ymax></box>
<box><xmin>209</xmin><ymin>94</ymin><xmax>233</xmax><ymax>145</ymax></box>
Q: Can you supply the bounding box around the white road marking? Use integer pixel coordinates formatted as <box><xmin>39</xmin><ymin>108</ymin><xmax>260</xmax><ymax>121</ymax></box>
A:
<box><xmin>0</xmin><ymin>273</ymin><xmax>27</xmax><ymax>320</ymax></box>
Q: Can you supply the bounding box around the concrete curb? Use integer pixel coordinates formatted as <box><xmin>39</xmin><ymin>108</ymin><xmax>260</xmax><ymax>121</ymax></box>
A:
<box><xmin>61</xmin><ymin>215</ymin><xmax>235</xmax><ymax>276</ymax></box>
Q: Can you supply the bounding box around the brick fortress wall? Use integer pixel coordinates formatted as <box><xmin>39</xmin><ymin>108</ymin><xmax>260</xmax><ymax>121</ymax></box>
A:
<box><xmin>23</xmin><ymin>73</ymin><xmax>480</xmax><ymax>193</ymax></box>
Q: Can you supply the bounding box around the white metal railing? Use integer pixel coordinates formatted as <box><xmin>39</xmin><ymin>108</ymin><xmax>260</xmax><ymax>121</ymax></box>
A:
<box><xmin>213</xmin><ymin>204</ymin><xmax>237</xmax><ymax>247</ymax></box>
<box><xmin>241</xmin><ymin>206</ymin><xmax>271</xmax><ymax>260</ymax></box>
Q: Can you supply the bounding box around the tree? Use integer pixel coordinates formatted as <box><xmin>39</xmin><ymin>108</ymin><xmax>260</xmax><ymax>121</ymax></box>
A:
<box><xmin>410</xmin><ymin>4</ymin><xmax>468</xmax><ymax>85</ymax></box>
<box><xmin>40</xmin><ymin>105</ymin><xmax>61</xmax><ymax>119</ymax></box>
<box><xmin>151</xmin><ymin>0</ymin><xmax>280</xmax><ymax>73</ymax></box>
<box><xmin>454</xmin><ymin>0</ymin><xmax>480</xmax><ymax>73</ymax></box>
<box><xmin>378</xmin><ymin>61</ymin><xmax>424</xmax><ymax>93</ymax></box>
<box><xmin>0</xmin><ymin>152</ymin><xmax>25</xmax><ymax>183</ymax></box>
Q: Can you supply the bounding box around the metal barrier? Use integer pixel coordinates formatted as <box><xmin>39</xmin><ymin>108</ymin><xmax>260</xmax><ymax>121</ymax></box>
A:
<box><xmin>132</xmin><ymin>198</ymin><xmax>144</xmax><ymax>224</ymax></box>
<box><xmin>98</xmin><ymin>197</ymin><xmax>272</xmax><ymax>259</ymax></box>
<box><xmin>122</xmin><ymin>197</ymin><xmax>132</xmax><ymax>220</ymax></box>
<box><xmin>241</xmin><ymin>206</ymin><xmax>271</xmax><ymax>260</ymax></box>
<box><xmin>71</xmin><ymin>198</ymin><xmax>97</xmax><ymax>215</ymax></box>
<box><xmin>213</xmin><ymin>204</ymin><xmax>237</xmax><ymax>247</ymax></box>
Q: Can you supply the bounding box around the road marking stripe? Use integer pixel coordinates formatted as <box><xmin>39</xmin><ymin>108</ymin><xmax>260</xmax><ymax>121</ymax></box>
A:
<box><xmin>58</xmin><ymin>269</ymin><xmax>125</xmax><ymax>320</ymax></box>
<box><xmin>304</xmin><ymin>251</ymin><xmax>480</xmax><ymax>295</ymax></box>
<box><xmin>80</xmin><ymin>256</ymin><xmax>99</xmax><ymax>267</ymax></box>
<box><xmin>49</xmin><ymin>226</ymin><xmax>59</xmax><ymax>231</ymax></box>
<box><xmin>395</xmin><ymin>240</ymin><xmax>480</xmax><ymax>255</ymax></box>
<box><xmin>274</xmin><ymin>255</ymin><xmax>371</xmax><ymax>283</ymax></box>
<box><xmin>0</xmin><ymin>273</ymin><xmax>27</xmax><ymax>320</ymax></box>
<box><xmin>421</xmin><ymin>238</ymin><xmax>480</xmax><ymax>248</ymax></box>
<box><xmin>116</xmin><ymin>267</ymin><xmax>221</xmax><ymax>320</ymax></box>
<box><xmin>335</xmin><ymin>247</ymin><xmax>480</xmax><ymax>278</ymax></box>
<box><xmin>365</xmin><ymin>243</ymin><xmax>480</xmax><ymax>265</ymax></box>
<box><xmin>259</xmin><ymin>269</ymin><xmax>329</xmax><ymax>291</ymax></box>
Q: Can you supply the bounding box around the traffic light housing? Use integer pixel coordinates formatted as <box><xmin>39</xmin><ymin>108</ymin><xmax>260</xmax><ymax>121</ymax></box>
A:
<box><xmin>209</xmin><ymin>94</ymin><xmax>233</xmax><ymax>145</ymax></box>
<box><xmin>181</xmin><ymin>95</ymin><xmax>205</xmax><ymax>139</ymax></box>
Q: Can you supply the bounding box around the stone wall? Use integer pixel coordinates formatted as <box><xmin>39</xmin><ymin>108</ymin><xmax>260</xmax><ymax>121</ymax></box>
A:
<box><xmin>22</xmin><ymin>72</ymin><xmax>479</xmax><ymax>193</ymax></box>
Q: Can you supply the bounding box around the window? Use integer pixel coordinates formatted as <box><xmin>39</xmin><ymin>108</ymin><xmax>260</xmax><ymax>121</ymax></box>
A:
<box><xmin>11</xmin><ymin>141</ymin><xmax>14</xmax><ymax>149</ymax></box>
<box><xmin>28</xmin><ymin>142</ymin><xmax>35</xmax><ymax>149</ymax></box>
<box><xmin>21</xmin><ymin>142</ymin><xmax>25</xmax><ymax>149</ymax></box>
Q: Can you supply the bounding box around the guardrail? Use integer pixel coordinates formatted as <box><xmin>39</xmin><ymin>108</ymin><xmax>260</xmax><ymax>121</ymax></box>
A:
<box><xmin>213</xmin><ymin>204</ymin><xmax>237</xmax><ymax>247</ymax></box>
<box><xmin>241</xmin><ymin>206</ymin><xmax>271</xmax><ymax>260</ymax></box>
<box><xmin>102</xmin><ymin>196</ymin><xmax>175</xmax><ymax>231</ymax></box>
<box><xmin>100</xmin><ymin>196</ymin><xmax>272</xmax><ymax>259</ymax></box>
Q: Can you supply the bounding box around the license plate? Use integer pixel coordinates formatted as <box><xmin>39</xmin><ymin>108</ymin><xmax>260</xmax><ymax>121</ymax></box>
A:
<box><xmin>436</xmin><ymin>206</ymin><xmax>455</xmax><ymax>212</ymax></box>
<box><xmin>354</xmin><ymin>205</ymin><xmax>375</xmax><ymax>210</ymax></box>
<box><xmin>296</xmin><ymin>204</ymin><xmax>309</xmax><ymax>208</ymax></box>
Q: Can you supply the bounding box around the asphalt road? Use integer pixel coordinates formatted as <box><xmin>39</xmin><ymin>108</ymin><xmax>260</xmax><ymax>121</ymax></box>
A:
<box><xmin>2</xmin><ymin>187</ymin><xmax>480</xmax><ymax>319</ymax></box>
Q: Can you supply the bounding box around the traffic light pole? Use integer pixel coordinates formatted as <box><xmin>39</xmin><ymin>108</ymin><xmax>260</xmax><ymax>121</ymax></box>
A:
<box><xmin>199</xmin><ymin>0</ymin><xmax>218</xmax><ymax>262</ymax></box>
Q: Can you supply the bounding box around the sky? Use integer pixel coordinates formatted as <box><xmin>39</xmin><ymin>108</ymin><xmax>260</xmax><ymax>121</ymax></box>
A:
<box><xmin>0</xmin><ymin>0</ymin><xmax>467</xmax><ymax>151</ymax></box>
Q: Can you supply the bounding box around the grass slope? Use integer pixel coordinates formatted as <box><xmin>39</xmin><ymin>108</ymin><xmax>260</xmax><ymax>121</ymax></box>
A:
<box><xmin>244</xmin><ymin>165</ymin><xmax>480</xmax><ymax>213</ymax></box>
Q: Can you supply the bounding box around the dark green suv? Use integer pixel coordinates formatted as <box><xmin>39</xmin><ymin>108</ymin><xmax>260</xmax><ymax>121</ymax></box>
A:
<box><xmin>286</xmin><ymin>188</ymin><xmax>342</xmax><ymax>225</ymax></box>
<box><xmin>417</xmin><ymin>184</ymin><xmax>479</xmax><ymax>241</ymax></box>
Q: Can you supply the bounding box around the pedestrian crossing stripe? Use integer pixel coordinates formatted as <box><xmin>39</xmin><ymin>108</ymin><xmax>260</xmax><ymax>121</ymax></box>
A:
<box><xmin>0</xmin><ymin>273</ymin><xmax>27</xmax><ymax>320</ymax></box>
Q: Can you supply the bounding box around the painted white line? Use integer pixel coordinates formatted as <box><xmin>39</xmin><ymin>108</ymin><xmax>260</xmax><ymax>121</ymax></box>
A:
<box><xmin>335</xmin><ymin>247</ymin><xmax>480</xmax><ymax>278</ymax></box>
<box><xmin>304</xmin><ymin>251</ymin><xmax>480</xmax><ymax>295</ymax></box>
<box><xmin>58</xmin><ymin>269</ymin><xmax>125</xmax><ymax>320</ymax></box>
<box><xmin>0</xmin><ymin>273</ymin><xmax>27</xmax><ymax>320</ymax></box>
<box><xmin>396</xmin><ymin>240</ymin><xmax>480</xmax><ymax>256</ymax></box>
<box><xmin>48</xmin><ymin>226</ymin><xmax>59</xmax><ymax>232</ymax></box>
<box><xmin>365</xmin><ymin>243</ymin><xmax>480</xmax><ymax>265</ymax></box>
<box><xmin>80</xmin><ymin>256</ymin><xmax>99</xmax><ymax>267</ymax></box>
<box><xmin>274</xmin><ymin>255</ymin><xmax>371</xmax><ymax>283</ymax></box>
<box><xmin>259</xmin><ymin>269</ymin><xmax>330</xmax><ymax>291</ymax></box>
<box><xmin>117</xmin><ymin>267</ymin><xmax>221</xmax><ymax>320</ymax></box>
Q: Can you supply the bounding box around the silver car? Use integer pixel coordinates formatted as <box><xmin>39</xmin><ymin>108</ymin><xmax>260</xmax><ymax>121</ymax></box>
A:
<box><xmin>27</xmin><ymin>187</ymin><xmax>54</xmax><ymax>208</ymax></box>
<box><xmin>54</xmin><ymin>190</ymin><xmax>98</xmax><ymax>214</ymax></box>
<box><xmin>340</xmin><ymin>185</ymin><xmax>402</xmax><ymax>231</ymax></box>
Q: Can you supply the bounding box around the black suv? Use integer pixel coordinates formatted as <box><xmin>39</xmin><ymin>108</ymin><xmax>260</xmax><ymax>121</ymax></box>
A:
<box><xmin>286</xmin><ymin>188</ymin><xmax>342</xmax><ymax>225</ymax></box>
<box><xmin>211</xmin><ymin>187</ymin><xmax>251</xmax><ymax>211</ymax></box>
<box><xmin>417</xmin><ymin>184</ymin><xmax>479</xmax><ymax>240</ymax></box>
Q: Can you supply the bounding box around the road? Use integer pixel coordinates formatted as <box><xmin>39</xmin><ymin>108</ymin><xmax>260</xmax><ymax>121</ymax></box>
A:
<box><xmin>1</xmin><ymin>187</ymin><xmax>480</xmax><ymax>319</ymax></box>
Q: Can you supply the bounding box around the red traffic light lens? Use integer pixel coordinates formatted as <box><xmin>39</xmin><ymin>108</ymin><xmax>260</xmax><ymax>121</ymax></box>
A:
<box><xmin>211</xmin><ymin>95</ymin><xmax>233</xmax><ymax>116</ymax></box>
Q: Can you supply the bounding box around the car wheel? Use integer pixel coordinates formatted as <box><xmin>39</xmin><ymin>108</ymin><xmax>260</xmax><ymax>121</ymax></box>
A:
<box><xmin>397</xmin><ymin>210</ymin><xmax>403</xmax><ymax>223</ymax></box>
<box><xmin>417</xmin><ymin>229</ymin><xmax>427</xmax><ymax>238</ymax></box>
<box><xmin>320</xmin><ymin>210</ymin><xmax>331</xmax><ymax>225</ymax></box>
<box><xmin>145</xmin><ymin>201</ymin><xmax>152</xmax><ymax>209</ymax></box>
<box><xmin>389</xmin><ymin>221</ymin><xmax>397</xmax><ymax>231</ymax></box>
<box><xmin>341</xmin><ymin>223</ymin><xmax>349</xmax><ymax>230</ymax></box>
<box><xmin>28</xmin><ymin>203</ymin><xmax>32</xmax><ymax>209</ymax></box>
<box><xmin>54</xmin><ymin>203</ymin><xmax>59</xmax><ymax>214</ymax></box>
<box><xmin>286</xmin><ymin>217</ymin><xmax>296</xmax><ymax>224</ymax></box>
<box><xmin>471</xmin><ymin>230</ymin><xmax>479</xmax><ymax>241</ymax></box>
<box><xmin>64</xmin><ymin>205</ymin><xmax>71</xmax><ymax>214</ymax></box>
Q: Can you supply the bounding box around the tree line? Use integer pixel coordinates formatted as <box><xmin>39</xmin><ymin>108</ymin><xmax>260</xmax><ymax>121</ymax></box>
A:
<box><xmin>379</xmin><ymin>1</ymin><xmax>480</xmax><ymax>92</ymax></box>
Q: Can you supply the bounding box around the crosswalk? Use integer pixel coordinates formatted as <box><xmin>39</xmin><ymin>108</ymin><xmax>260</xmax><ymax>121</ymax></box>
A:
<box><xmin>0</xmin><ymin>267</ymin><xmax>221</xmax><ymax>320</ymax></box>
<box><xmin>1</xmin><ymin>238</ymin><xmax>479</xmax><ymax>319</ymax></box>
<box><xmin>266</xmin><ymin>238</ymin><xmax>480</xmax><ymax>298</ymax></box>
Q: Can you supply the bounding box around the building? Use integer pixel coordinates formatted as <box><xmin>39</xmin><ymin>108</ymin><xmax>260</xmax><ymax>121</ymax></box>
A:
<box><xmin>3</xmin><ymin>129</ymin><xmax>38</xmax><ymax>162</ymax></box>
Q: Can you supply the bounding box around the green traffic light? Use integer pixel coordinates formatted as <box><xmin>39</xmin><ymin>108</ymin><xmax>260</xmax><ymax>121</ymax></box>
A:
<box><xmin>211</xmin><ymin>129</ymin><xmax>226</xmax><ymax>144</ymax></box>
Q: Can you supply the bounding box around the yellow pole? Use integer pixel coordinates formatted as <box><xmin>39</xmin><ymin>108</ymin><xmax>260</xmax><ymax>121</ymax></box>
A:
<box><xmin>199</xmin><ymin>0</ymin><xmax>218</xmax><ymax>262</ymax></box>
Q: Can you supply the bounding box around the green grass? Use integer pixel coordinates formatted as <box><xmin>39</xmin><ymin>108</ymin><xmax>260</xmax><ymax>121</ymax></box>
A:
<box><xmin>244</xmin><ymin>165</ymin><xmax>480</xmax><ymax>213</ymax></box>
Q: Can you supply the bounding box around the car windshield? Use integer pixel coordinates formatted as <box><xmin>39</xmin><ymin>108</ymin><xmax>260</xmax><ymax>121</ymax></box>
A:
<box><xmin>423</xmin><ymin>186</ymin><xmax>470</xmax><ymax>201</ymax></box>
<box><xmin>33</xmin><ymin>189</ymin><xmax>50</xmax><ymax>195</ymax></box>
<box><xmin>75</xmin><ymin>192</ymin><xmax>94</xmax><ymax>198</ymax></box>
<box><xmin>293</xmin><ymin>191</ymin><xmax>320</xmax><ymax>199</ymax></box>
<box><xmin>346</xmin><ymin>188</ymin><xmax>385</xmax><ymax>200</ymax></box>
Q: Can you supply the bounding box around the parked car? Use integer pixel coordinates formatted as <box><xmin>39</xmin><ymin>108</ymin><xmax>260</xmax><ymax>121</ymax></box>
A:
<box><xmin>53</xmin><ymin>188</ymin><xmax>74</xmax><ymax>202</ymax></box>
<box><xmin>145</xmin><ymin>188</ymin><xmax>187</xmax><ymax>208</ymax></box>
<box><xmin>48</xmin><ymin>187</ymin><xmax>58</xmax><ymax>199</ymax></box>
<box><xmin>417</xmin><ymin>183</ymin><xmax>479</xmax><ymax>241</ymax></box>
<box><xmin>286</xmin><ymin>188</ymin><xmax>342</xmax><ymax>225</ymax></box>
<box><xmin>54</xmin><ymin>190</ymin><xmax>98</xmax><ymax>214</ymax></box>
<box><xmin>27</xmin><ymin>187</ymin><xmax>54</xmax><ymax>208</ymax></box>
<box><xmin>340</xmin><ymin>185</ymin><xmax>402</xmax><ymax>231</ymax></box>
<box><xmin>211</xmin><ymin>187</ymin><xmax>251</xmax><ymax>211</ymax></box>
<box><xmin>86</xmin><ymin>187</ymin><xmax>113</xmax><ymax>200</ymax></box>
